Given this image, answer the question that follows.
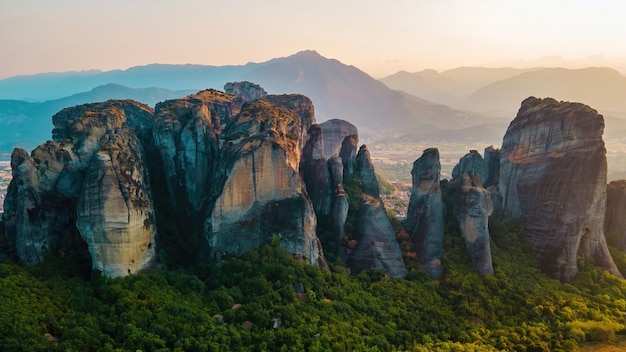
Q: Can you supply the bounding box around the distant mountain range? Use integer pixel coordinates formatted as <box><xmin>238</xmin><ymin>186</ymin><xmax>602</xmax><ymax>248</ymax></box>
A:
<box><xmin>3</xmin><ymin>50</ymin><xmax>626</xmax><ymax>157</ymax></box>
<box><xmin>380</xmin><ymin>67</ymin><xmax>538</xmax><ymax>105</ymax></box>
<box><xmin>0</xmin><ymin>85</ymin><xmax>195</xmax><ymax>156</ymax></box>
<box><xmin>0</xmin><ymin>51</ymin><xmax>500</xmax><ymax>155</ymax></box>
<box><xmin>381</xmin><ymin>66</ymin><xmax>626</xmax><ymax>116</ymax></box>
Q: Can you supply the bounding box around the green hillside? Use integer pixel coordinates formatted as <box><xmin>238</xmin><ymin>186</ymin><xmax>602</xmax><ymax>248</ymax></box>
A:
<box><xmin>2</xmin><ymin>207</ymin><xmax>626</xmax><ymax>351</ymax></box>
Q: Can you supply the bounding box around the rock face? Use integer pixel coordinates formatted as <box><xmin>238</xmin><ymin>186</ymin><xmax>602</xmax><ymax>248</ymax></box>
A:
<box><xmin>299</xmin><ymin>119</ymin><xmax>357</xmax><ymax>238</ymax></box>
<box><xmin>224</xmin><ymin>81</ymin><xmax>267</xmax><ymax>102</ymax></box>
<box><xmin>346</xmin><ymin>145</ymin><xmax>408</xmax><ymax>278</ymax></box>
<box><xmin>3</xmin><ymin>100</ymin><xmax>156</xmax><ymax>275</ymax></box>
<box><xmin>76</xmin><ymin>132</ymin><xmax>156</xmax><ymax>277</ymax></box>
<box><xmin>405</xmin><ymin>148</ymin><xmax>445</xmax><ymax>279</ymax></box>
<box><xmin>605</xmin><ymin>180</ymin><xmax>626</xmax><ymax>251</ymax></box>
<box><xmin>2</xmin><ymin>81</ymin><xmax>409</xmax><ymax>277</ymax></box>
<box><xmin>153</xmin><ymin>88</ymin><xmax>326</xmax><ymax>266</ymax></box>
<box><xmin>451</xmin><ymin>151</ymin><xmax>494</xmax><ymax>276</ymax></box>
<box><xmin>499</xmin><ymin>97</ymin><xmax>621</xmax><ymax>282</ymax></box>
<box><xmin>209</xmin><ymin>99</ymin><xmax>326</xmax><ymax>266</ymax></box>
<box><xmin>152</xmin><ymin>89</ymin><xmax>243</xmax><ymax>264</ymax></box>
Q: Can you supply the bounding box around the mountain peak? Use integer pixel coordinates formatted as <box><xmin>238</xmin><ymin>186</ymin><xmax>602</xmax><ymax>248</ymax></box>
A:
<box><xmin>291</xmin><ymin>50</ymin><xmax>322</xmax><ymax>58</ymax></box>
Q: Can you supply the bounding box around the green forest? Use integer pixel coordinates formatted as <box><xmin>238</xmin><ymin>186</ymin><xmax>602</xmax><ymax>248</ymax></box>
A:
<box><xmin>3</xmin><ymin>211</ymin><xmax>626</xmax><ymax>351</ymax></box>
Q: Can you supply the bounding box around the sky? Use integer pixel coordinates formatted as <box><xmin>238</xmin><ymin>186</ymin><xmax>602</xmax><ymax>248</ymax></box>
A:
<box><xmin>2</xmin><ymin>0</ymin><xmax>626</xmax><ymax>79</ymax></box>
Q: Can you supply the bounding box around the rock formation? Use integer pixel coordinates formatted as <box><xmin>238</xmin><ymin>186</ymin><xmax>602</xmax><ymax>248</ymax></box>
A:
<box><xmin>605</xmin><ymin>180</ymin><xmax>626</xmax><ymax>252</ymax></box>
<box><xmin>299</xmin><ymin>119</ymin><xmax>357</xmax><ymax>243</ymax></box>
<box><xmin>152</xmin><ymin>89</ymin><xmax>243</xmax><ymax>264</ymax></box>
<box><xmin>224</xmin><ymin>81</ymin><xmax>268</xmax><ymax>102</ymax></box>
<box><xmin>76</xmin><ymin>132</ymin><xmax>156</xmax><ymax>277</ymax></box>
<box><xmin>209</xmin><ymin>99</ymin><xmax>326</xmax><ymax>266</ymax></box>
<box><xmin>405</xmin><ymin>148</ymin><xmax>445</xmax><ymax>279</ymax></box>
<box><xmin>328</xmin><ymin>155</ymin><xmax>349</xmax><ymax>244</ymax></box>
<box><xmin>152</xmin><ymin>87</ymin><xmax>327</xmax><ymax>267</ymax></box>
<box><xmin>1</xmin><ymin>81</ymin><xmax>409</xmax><ymax>278</ymax></box>
<box><xmin>3</xmin><ymin>100</ymin><xmax>156</xmax><ymax>275</ymax></box>
<box><xmin>451</xmin><ymin>151</ymin><xmax>494</xmax><ymax>275</ymax></box>
<box><xmin>346</xmin><ymin>145</ymin><xmax>408</xmax><ymax>278</ymax></box>
<box><xmin>499</xmin><ymin>97</ymin><xmax>621</xmax><ymax>282</ymax></box>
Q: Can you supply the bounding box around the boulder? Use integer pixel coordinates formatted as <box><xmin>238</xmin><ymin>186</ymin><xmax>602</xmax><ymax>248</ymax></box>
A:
<box><xmin>405</xmin><ymin>148</ymin><xmax>445</xmax><ymax>279</ymax></box>
<box><xmin>499</xmin><ymin>97</ymin><xmax>621</xmax><ymax>282</ymax></box>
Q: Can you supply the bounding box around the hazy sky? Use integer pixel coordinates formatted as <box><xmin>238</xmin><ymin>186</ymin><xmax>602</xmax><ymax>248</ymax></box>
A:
<box><xmin>2</xmin><ymin>0</ymin><xmax>626</xmax><ymax>79</ymax></box>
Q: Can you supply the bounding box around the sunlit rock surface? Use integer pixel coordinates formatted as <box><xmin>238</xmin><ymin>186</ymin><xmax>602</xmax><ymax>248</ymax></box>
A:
<box><xmin>3</xmin><ymin>101</ymin><xmax>155</xmax><ymax>272</ymax></box>
<box><xmin>76</xmin><ymin>132</ymin><xmax>156</xmax><ymax>277</ymax></box>
<box><xmin>499</xmin><ymin>97</ymin><xmax>621</xmax><ymax>282</ymax></box>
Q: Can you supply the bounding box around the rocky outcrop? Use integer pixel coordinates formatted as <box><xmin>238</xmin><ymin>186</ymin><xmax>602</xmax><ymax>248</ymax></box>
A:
<box><xmin>3</xmin><ymin>100</ymin><xmax>156</xmax><ymax>274</ymax></box>
<box><xmin>405</xmin><ymin>148</ymin><xmax>445</xmax><ymax>279</ymax></box>
<box><xmin>482</xmin><ymin>146</ymin><xmax>502</xmax><ymax>213</ymax></box>
<box><xmin>346</xmin><ymin>145</ymin><xmax>408</xmax><ymax>278</ymax></box>
<box><xmin>328</xmin><ymin>155</ymin><xmax>348</xmax><ymax>244</ymax></box>
<box><xmin>499</xmin><ymin>97</ymin><xmax>621</xmax><ymax>282</ymax></box>
<box><xmin>356</xmin><ymin>145</ymin><xmax>380</xmax><ymax>198</ymax></box>
<box><xmin>209</xmin><ymin>99</ymin><xmax>326</xmax><ymax>266</ymax></box>
<box><xmin>76</xmin><ymin>132</ymin><xmax>156</xmax><ymax>277</ymax></box>
<box><xmin>265</xmin><ymin>94</ymin><xmax>316</xmax><ymax>154</ymax></box>
<box><xmin>483</xmin><ymin>146</ymin><xmax>500</xmax><ymax>189</ymax></box>
<box><xmin>299</xmin><ymin>120</ymin><xmax>357</xmax><ymax>245</ymax></box>
<box><xmin>451</xmin><ymin>151</ymin><xmax>494</xmax><ymax>276</ymax></box>
<box><xmin>605</xmin><ymin>180</ymin><xmax>626</xmax><ymax>251</ymax></box>
<box><xmin>224</xmin><ymin>81</ymin><xmax>267</xmax><ymax>102</ymax></box>
<box><xmin>152</xmin><ymin>90</ymin><xmax>243</xmax><ymax>265</ymax></box>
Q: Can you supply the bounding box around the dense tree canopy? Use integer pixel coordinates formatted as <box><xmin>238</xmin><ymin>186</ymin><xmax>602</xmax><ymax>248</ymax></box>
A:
<box><xmin>2</xmin><ymin>212</ymin><xmax>626</xmax><ymax>351</ymax></box>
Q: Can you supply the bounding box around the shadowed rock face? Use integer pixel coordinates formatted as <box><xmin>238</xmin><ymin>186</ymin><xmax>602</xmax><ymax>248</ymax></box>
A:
<box><xmin>406</xmin><ymin>148</ymin><xmax>445</xmax><ymax>279</ymax></box>
<box><xmin>452</xmin><ymin>151</ymin><xmax>494</xmax><ymax>276</ymax></box>
<box><xmin>346</xmin><ymin>145</ymin><xmax>408</xmax><ymax>278</ymax></box>
<box><xmin>299</xmin><ymin>120</ymin><xmax>356</xmax><ymax>248</ymax></box>
<box><xmin>152</xmin><ymin>90</ymin><xmax>243</xmax><ymax>264</ymax></box>
<box><xmin>605</xmin><ymin>180</ymin><xmax>626</xmax><ymax>251</ymax></box>
<box><xmin>499</xmin><ymin>97</ymin><xmax>621</xmax><ymax>282</ymax></box>
<box><xmin>482</xmin><ymin>146</ymin><xmax>502</xmax><ymax>214</ymax></box>
<box><xmin>3</xmin><ymin>100</ymin><xmax>155</xmax><ymax>274</ymax></box>
<box><xmin>328</xmin><ymin>156</ymin><xmax>348</xmax><ymax>244</ymax></box>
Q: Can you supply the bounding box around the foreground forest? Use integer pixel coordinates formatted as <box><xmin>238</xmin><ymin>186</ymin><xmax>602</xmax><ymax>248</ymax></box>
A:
<box><xmin>2</xmin><ymin>209</ymin><xmax>626</xmax><ymax>351</ymax></box>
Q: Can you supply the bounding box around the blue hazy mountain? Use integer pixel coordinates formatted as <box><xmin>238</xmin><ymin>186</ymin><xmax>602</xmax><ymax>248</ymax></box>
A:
<box><xmin>0</xmin><ymin>84</ymin><xmax>195</xmax><ymax>156</ymax></box>
<box><xmin>0</xmin><ymin>51</ymin><xmax>496</xmax><ymax>155</ymax></box>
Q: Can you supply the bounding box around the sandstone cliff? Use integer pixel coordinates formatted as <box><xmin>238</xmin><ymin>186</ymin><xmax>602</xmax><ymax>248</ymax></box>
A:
<box><xmin>604</xmin><ymin>180</ymin><xmax>626</xmax><ymax>252</ymax></box>
<box><xmin>499</xmin><ymin>97</ymin><xmax>621</xmax><ymax>282</ymax></box>
<box><xmin>346</xmin><ymin>145</ymin><xmax>408</xmax><ymax>278</ymax></box>
<box><xmin>76</xmin><ymin>132</ymin><xmax>156</xmax><ymax>277</ymax></box>
<box><xmin>210</xmin><ymin>99</ymin><xmax>326</xmax><ymax>266</ymax></box>
<box><xmin>224</xmin><ymin>81</ymin><xmax>267</xmax><ymax>102</ymax></box>
<box><xmin>451</xmin><ymin>151</ymin><xmax>494</xmax><ymax>276</ymax></box>
<box><xmin>405</xmin><ymin>148</ymin><xmax>445</xmax><ymax>279</ymax></box>
<box><xmin>3</xmin><ymin>100</ymin><xmax>156</xmax><ymax>276</ymax></box>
